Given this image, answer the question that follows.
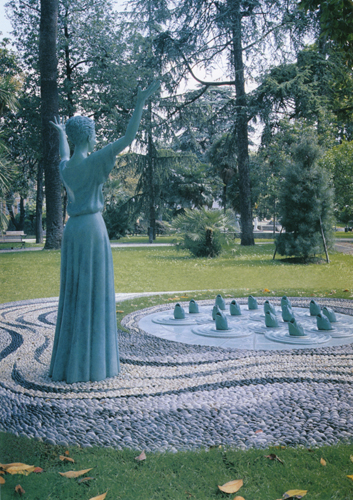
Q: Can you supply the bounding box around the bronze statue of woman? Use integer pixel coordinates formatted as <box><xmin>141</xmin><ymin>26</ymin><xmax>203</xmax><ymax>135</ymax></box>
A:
<box><xmin>49</xmin><ymin>81</ymin><xmax>159</xmax><ymax>383</ymax></box>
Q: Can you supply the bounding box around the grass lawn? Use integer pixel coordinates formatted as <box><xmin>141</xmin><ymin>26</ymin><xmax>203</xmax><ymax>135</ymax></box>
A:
<box><xmin>115</xmin><ymin>235</ymin><xmax>179</xmax><ymax>244</ymax></box>
<box><xmin>335</xmin><ymin>232</ymin><xmax>353</xmax><ymax>239</ymax></box>
<box><xmin>1</xmin><ymin>242</ymin><xmax>352</xmax><ymax>303</ymax></box>
<box><xmin>1</xmin><ymin>243</ymin><xmax>353</xmax><ymax>499</ymax></box>
<box><xmin>1</xmin><ymin>433</ymin><xmax>353</xmax><ymax>500</ymax></box>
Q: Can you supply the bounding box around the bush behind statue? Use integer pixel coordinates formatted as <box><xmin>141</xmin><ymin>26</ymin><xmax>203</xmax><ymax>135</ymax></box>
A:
<box><xmin>276</xmin><ymin>136</ymin><xmax>334</xmax><ymax>261</ymax></box>
<box><xmin>173</xmin><ymin>208</ymin><xmax>235</xmax><ymax>257</ymax></box>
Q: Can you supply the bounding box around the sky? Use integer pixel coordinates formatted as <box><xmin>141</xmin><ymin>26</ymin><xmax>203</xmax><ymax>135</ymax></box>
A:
<box><xmin>0</xmin><ymin>0</ymin><xmax>128</xmax><ymax>40</ymax></box>
<box><xmin>0</xmin><ymin>0</ymin><xmax>13</xmax><ymax>38</ymax></box>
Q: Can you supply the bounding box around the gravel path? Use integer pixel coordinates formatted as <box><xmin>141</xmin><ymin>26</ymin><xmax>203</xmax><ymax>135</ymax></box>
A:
<box><xmin>1</xmin><ymin>296</ymin><xmax>353</xmax><ymax>451</ymax></box>
<box><xmin>334</xmin><ymin>240</ymin><xmax>353</xmax><ymax>255</ymax></box>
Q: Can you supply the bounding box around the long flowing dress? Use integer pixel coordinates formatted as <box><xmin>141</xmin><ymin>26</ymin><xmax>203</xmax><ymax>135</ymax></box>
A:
<box><xmin>49</xmin><ymin>144</ymin><xmax>120</xmax><ymax>383</ymax></box>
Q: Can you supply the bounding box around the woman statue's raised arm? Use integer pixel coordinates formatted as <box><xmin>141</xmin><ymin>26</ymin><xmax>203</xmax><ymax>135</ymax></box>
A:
<box><xmin>49</xmin><ymin>116</ymin><xmax>70</xmax><ymax>161</ymax></box>
<box><xmin>110</xmin><ymin>80</ymin><xmax>160</xmax><ymax>157</ymax></box>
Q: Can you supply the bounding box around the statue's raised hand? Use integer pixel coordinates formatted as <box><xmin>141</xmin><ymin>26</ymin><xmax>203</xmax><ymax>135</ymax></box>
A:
<box><xmin>137</xmin><ymin>80</ymin><xmax>160</xmax><ymax>103</ymax></box>
<box><xmin>49</xmin><ymin>116</ymin><xmax>66</xmax><ymax>133</ymax></box>
<box><xmin>49</xmin><ymin>116</ymin><xmax>70</xmax><ymax>160</ymax></box>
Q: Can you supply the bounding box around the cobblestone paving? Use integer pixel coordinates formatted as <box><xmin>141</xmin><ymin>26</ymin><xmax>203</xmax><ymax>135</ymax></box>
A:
<box><xmin>1</xmin><ymin>297</ymin><xmax>353</xmax><ymax>451</ymax></box>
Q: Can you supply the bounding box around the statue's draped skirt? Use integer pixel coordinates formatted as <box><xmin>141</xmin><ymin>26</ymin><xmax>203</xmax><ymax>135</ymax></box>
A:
<box><xmin>49</xmin><ymin>212</ymin><xmax>120</xmax><ymax>383</ymax></box>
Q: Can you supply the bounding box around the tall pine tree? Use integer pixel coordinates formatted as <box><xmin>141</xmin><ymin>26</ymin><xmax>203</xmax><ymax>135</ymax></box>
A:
<box><xmin>132</xmin><ymin>0</ymin><xmax>312</xmax><ymax>245</ymax></box>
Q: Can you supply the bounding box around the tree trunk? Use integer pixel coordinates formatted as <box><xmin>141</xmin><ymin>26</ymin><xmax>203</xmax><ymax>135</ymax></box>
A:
<box><xmin>36</xmin><ymin>162</ymin><xmax>44</xmax><ymax>243</ymax></box>
<box><xmin>63</xmin><ymin>6</ymin><xmax>75</xmax><ymax>117</ymax></box>
<box><xmin>19</xmin><ymin>196</ymin><xmax>25</xmax><ymax>230</ymax></box>
<box><xmin>40</xmin><ymin>0</ymin><xmax>62</xmax><ymax>250</ymax></box>
<box><xmin>231</xmin><ymin>0</ymin><xmax>254</xmax><ymax>246</ymax></box>
<box><xmin>147</xmin><ymin>101</ymin><xmax>156</xmax><ymax>241</ymax></box>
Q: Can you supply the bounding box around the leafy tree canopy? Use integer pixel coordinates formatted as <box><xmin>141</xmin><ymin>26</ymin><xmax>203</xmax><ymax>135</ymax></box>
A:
<box><xmin>299</xmin><ymin>0</ymin><xmax>353</xmax><ymax>65</ymax></box>
<box><xmin>320</xmin><ymin>140</ymin><xmax>353</xmax><ymax>226</ymax></box>
<box><xmin>253</xmin><ymin>43</ymin><xmax>353</xmax><ymax>144</ymax></box>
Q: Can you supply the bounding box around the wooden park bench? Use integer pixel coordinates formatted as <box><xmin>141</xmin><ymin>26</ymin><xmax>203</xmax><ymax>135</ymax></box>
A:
<box><xmin>0</xmin><ymin>231</ymin><xmax>27</xmax><ymax>248</ymax></box>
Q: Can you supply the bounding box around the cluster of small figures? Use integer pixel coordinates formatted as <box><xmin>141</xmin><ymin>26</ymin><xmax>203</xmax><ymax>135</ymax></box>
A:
<box><xmin>172</xmin><ymin>295</ymin><xmax>337</xmax><ymax>336</ymax></box>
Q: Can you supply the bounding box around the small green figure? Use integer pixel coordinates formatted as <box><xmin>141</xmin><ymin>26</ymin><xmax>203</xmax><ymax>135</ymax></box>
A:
<box><xmin>174</xmin><ymin>303</ymin><xmax>186</xmax><ymax>319</ymax></box>
<box><xmin>265</xmin><ymin>311</ymin><xmax>279</xmax><ymax>328</ymax></box>
<box><xmin>317</xmin><ymin>313</ymin><xmax>332</xmax><ymax>330</ymax></box>
<box><xmin>189</xmin><ymin>299</ymin><xmax>199</xmax><ymax>313</ymax></box>
<box><xmin>215</xmin><ymin>310</ymin><xmax>229</xmax><ymax>330</ymax></box>
<box><xmin>248</xmin><ymin>295</ymin><xmax>258</xmax><ymax>310</ymax></box>
<box><xmin>212</xmin><ymin>305</ymin><xmax>221</xmax><ymax>320</ymax></box>
<box><xmin>288</xmin><ymin>318</ymin><xmax>305</xmax><ymax>336</ymax></box>
<box><xmin>230</xmin><ymin>300</ymin><xmax>242</xmax><ymax>316</ymax></box>
<box><xmin>264</xmin><ymin>300</ymin><xmax>276</xmax><ymax>315</ymax></box>
<box><xmin>310</xmin><ymin>300</ymin><xmax>321</xmax><ymax>316</ymax></box>
<box><xmin>215</xmin><ymin>294</ymin><xmax>226</xmax><ymax>310</ymax></box>
<box><xmin>282</xmin><ymin>304</ymin><xmax>294</xmax><ymax>322</ymax></box>
<box><xmin>281</xmin><ymin>296</ymin><xmax>292</xmax><ymax>309</ymax></box>
<box><xmin>322</xmin><ymin>306</ymin><xmax>337</xmax><ymax>322</ymax></box>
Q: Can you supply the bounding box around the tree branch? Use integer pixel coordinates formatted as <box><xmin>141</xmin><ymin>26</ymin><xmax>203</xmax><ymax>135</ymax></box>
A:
<box><xmin>242</xmin><ymin>21</ymin><xmax>287</xmax><ymax>52</ymax></box>
<box><xmin>178</xmin><ymin>49</ymin><xmax>236</xmax><ymax>86</ymax></box>
<box><xmin>18</xmin><ymin>0</ymin><xmax>40</xmax><ymax>13</ymax></box>
<box><xmin>164</xmin><ymin>85</ymin><xmax>211</xmax><ymax>121</ymax></box>
<box><xmin>70</xmin><ymin>59</ymin><xmax>91</xmax><ymax>71</ymax></box>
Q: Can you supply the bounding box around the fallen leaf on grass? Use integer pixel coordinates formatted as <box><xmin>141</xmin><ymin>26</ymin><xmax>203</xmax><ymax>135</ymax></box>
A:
<box><xmin>6</xmin><ymin>464</ymin><xmax>36</xmax><ymax>476</ymax></box>
<box><xmin>59</xmin><ymin>455</ymin><xmax>74</xmax><ymax>463</ymax></box>
<box><xmin>263</xmin><ymin>288</ymin><xmax>271</xmax><ymax>293</ymax></box>
<box><xmin>135</xmin><ymin>451</ymin><xmax>146</xmax><ymax>461</ymax></box>
<box><xmin>0</xmin><ymin>476</ymin><xmax>5</xmax><ymax>484</ymax></box>
<box><xmin>350</xmin><ymin>455</ymin><xmax>353</xmax><ymax>463</ymax></box>
<box><xmin>59</xmin><ymin>468</ymin><xmax>93</xmax><ymax>478</ymax></box>
<box><xmin>344</xmin><ymin>289</ymin><xmax>349</xmax><ymax>292</ymax></box>
<box><xmin>78</xmin><ymin>477</ymin><xmax>95</xmax><ymax>484</ymax></box>
<box><xmin>234</xmin><ymin>497</ymin><xmax>245</xmax><ymax>500</ymax></box>
<box><xmin>283</xmin><ymin>490</ymin><xmax>307</xmax><ymax>499</ymax></box>
<box><xmin>218</xmin><ymin>479</ymin><xmax>243</xmax><ymax>493</ymax></box>
<box><xmin>0</xmin><ymin>463</ymin><xmax>30</xmax><ymax>471</ymax></box>
<box><xmin>117</xmin><ymin>310</ymin><xmax>124</xmax><ymax>313</ymax></box>
<box><xmin>88</xmin><ymin>492</ymin><xmax>107</xmax><ymax>500</ymax></box>
<box><xmin>265</xmin><ymin>454</ymin><xmax>284</xmax><ymax>464</ymax></box>
<box><xmin>347</xmin><ymin>475</ymin><xmax>353</xmax><ymax>480</ymax></box>
<box><xmin>15</xmin><ymin>484</ymin><xmax>25</xmax><ymax>496</ymax></box>
<box><xmin>64</xmin><ymin>451</ymin><xmax>70</xmax><ymax>456</ymax></box>
<box><xmin>33</xmin><ymin>467</ymin><xmax>43</xmax><ymax>473</ymax></box>
<box><xmin>320</xmin><ymin>458</ymin><xmax>326</xmax><ymax>466</ymax></box>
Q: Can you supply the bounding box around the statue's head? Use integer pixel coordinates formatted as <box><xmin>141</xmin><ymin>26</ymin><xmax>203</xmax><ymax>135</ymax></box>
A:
<box><xmin>66</xmin><ymin>116</ymin><xmax>95</xmax><ymax>148</ymax></box>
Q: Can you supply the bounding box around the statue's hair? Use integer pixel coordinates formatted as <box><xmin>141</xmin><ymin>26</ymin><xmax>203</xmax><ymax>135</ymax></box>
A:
<box><xmin>65</xmin><ymin>116</ymin><xmax>95</xmax><ymax>146</ymax></box>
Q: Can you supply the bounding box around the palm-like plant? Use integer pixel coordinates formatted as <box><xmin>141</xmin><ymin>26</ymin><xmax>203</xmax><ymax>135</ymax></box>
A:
<box><xmin>173</xmin><ymin>207</ymin><xmax>236</xmax><ymax>257</ymax></box>
<box><xmin>0</xmin><ymin>139</ymin><xmax>13</xmax><ymax>230</ymax></box>
<box><xmin>0</xmin><ymin>75</ymin><xmax>20</xmax><ymax>116</ymax></box>
<box><xmin>0</xmin><ymin>74</ymin><xmax>21</xmax><ymax>230</ymax></box>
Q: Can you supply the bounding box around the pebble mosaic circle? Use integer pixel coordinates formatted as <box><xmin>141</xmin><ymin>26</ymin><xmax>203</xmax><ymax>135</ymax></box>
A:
<box><xmin>1</xmin><ymin>296</ymin><xmax>353</xmax><ymax>451</ymax></box>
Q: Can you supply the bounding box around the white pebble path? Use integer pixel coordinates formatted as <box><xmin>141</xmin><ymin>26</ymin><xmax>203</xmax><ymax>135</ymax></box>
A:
<box><xmin>1</xmin><ymin>296</ymin><xmax>353</xmax><ymax>451</ymax></box>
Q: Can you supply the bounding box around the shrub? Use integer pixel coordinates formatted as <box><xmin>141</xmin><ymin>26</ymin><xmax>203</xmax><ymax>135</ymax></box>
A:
<box><xmin>103</xmin><ymin>192</ymin><xmax>140</xmax><ymax>239</ymax></box>
<box><xmin>173</xmin><ymin>208</ymin><xmax>235</xmax><ymax>257</ymax></box>
<box><xmin>276</xmin><ymin>135</ymin><xmax>334</xmax><ymax>260</ymax></box>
